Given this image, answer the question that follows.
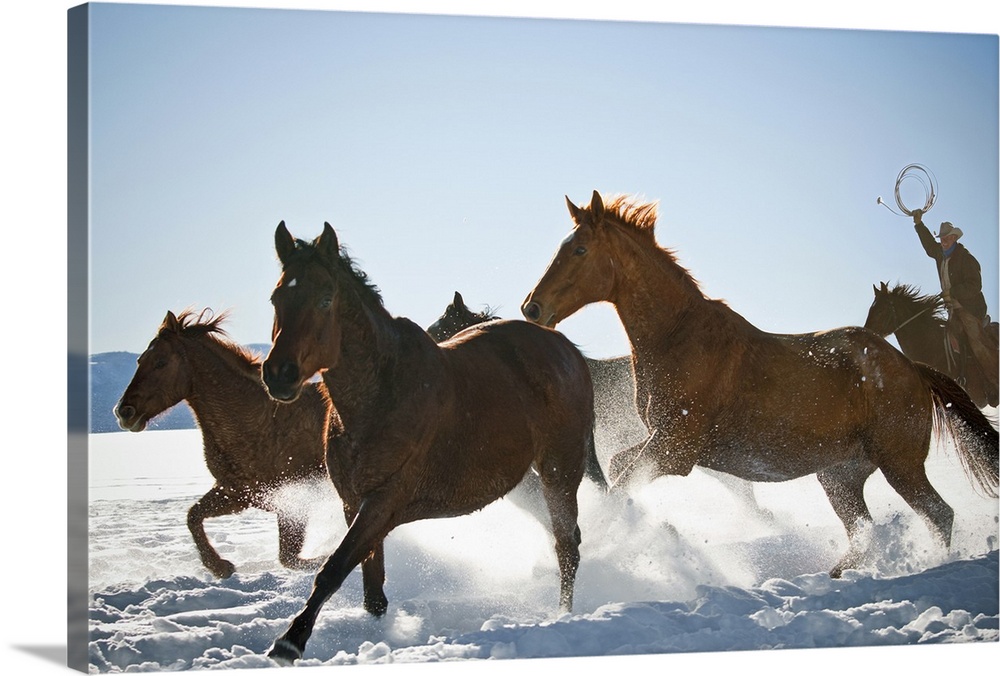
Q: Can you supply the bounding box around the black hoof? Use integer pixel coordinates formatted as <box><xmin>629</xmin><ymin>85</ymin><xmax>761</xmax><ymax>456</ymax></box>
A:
<box><xmin>268</xmin><ymin>638</ymin><xmax>302</xmax><ymax>666</ymax></box>
<box><xmin>364</xmin><ymin>592</ymin><xmax>388</xmax><ymax>617</ymax></box>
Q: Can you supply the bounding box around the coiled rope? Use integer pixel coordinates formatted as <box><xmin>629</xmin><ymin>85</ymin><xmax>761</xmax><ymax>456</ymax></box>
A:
<box><xmin>877</xmin><ymin>163</ymin><xmax>938</xmax><ymax>217</ymax></box>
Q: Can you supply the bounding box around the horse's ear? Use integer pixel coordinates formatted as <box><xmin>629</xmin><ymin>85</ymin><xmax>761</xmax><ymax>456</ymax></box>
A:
<box><xmin>275</xmin><ymin>221</ymin><xmax>296</xmax><ymax>265</ymax></box>
<box><xmin>590</xmin><ymin>190</ymin><xmax>605</xmax><ymax>222</ymax></box>
<box><xmin>317</xmin><ymin>222</ymin><xmax>340</xmax><ymax>262</ymax></box>
<box><xmin>566</xmin><ymin>195</ymin><xmax>585</xmax><ymax>224</ymax></box>
<box><xmin>453</xmin><ymin>291</ymin><xmax>465</xmax><ymax>308</ymax></box>
<box><xmin>162</xmin><ymin>310</ymin><xmax>180</xmax><ymax>333</ymax></box>
<box><xmin>880</xmin><ymin>281</ymin><xmax>889</xmax><ymax>292</ymax></box>
<box><xmin>873</xmin><ymin>284</ymin><xmax>879</xmax><ymax>295</ymax></box>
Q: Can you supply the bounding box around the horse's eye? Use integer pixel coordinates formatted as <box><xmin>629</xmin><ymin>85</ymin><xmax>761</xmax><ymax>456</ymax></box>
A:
<box><xmin>574</xmin><ymin>246</ymin><xmax>587</xmax><ymax>256</ymax></box>
<box><xmin>153</xmin><ymin>359</ymin><xmax>167</xmax><ymax>370</ymax></box>
<box><xmin>319</xmin><ymin>296</ymin><xmax>333</xmax><ymax>310</ymax></box>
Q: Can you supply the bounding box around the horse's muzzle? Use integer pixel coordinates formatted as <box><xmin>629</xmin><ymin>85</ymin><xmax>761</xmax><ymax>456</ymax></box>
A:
<box><xmin>114</xmin><ymin>402</ymin><xmax>147</xmax><ymax>433</ymax></box>
<box><xmin>262</xmin><ymin>359</ymin><xmax>302</xmax><ymax>403</ymax></box>
<box><xmin>521</xmin><ymin>300</ymin><xmax>556</xmax><ymax>328</ymax></box>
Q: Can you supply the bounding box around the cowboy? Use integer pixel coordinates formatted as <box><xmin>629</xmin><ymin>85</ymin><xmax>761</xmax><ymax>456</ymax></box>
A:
<box><xmin>912</xmin><ymin>208</ymin><xmax>997</xmax><ymax>391</ymax></box>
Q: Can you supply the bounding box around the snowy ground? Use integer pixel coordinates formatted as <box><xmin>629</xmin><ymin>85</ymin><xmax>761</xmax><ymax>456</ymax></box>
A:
<box><xmin>83</xmin><ymin>426</ymin><xmax>999</xmax><ymax>673</ymax></box>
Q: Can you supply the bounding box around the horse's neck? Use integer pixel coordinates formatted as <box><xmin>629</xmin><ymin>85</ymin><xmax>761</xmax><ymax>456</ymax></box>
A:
<box><xmin>893</xmin><ymin>304</ymin><xmax>945</xmax><ymax>360</ymax></box>
<box><xmin>610</xmin><ymin>240</ymin><xmax>706</xmax><ymax>358</ymax></box>
<box><xmin>185</xmin><ymin>337</ymin><xmax>270</xmax><ymax>427</ymax></box>
<box><xmin>323</xmin><ymin>293</ymin><xmax>398</xmax><ymax>426</ymax></box>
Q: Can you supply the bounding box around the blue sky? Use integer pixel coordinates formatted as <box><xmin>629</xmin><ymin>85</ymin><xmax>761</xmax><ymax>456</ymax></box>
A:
<box><xmin>85</xmin><ymin>2</ymin><xmax>998</xmax><ymax>358</ymax></box>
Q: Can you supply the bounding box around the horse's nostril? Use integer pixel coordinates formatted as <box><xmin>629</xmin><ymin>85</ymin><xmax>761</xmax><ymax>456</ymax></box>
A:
<box><xmin>279</xmin><ymin>362</ymin><xmax>299</xmax><ymax>383</ymax></box>
<box><xmin>117</xmin><ymin>404</ymin><xmax>135</xmax><ymax>420</ymax></box>
<box><xmin>266</xmin><ymin>360</ymin><xmax>299</xmax><ymax>385</ymax></box>
<box><xmin>523</xmin><ymin>302</ymin><xmax>541</xmax><ymax>322</ymax></box>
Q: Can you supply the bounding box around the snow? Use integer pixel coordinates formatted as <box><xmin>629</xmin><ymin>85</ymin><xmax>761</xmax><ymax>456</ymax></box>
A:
<box><xmin>83</xmin><ymin>427</ymin><xmax>998</xmax><ymax>672</ymax></box>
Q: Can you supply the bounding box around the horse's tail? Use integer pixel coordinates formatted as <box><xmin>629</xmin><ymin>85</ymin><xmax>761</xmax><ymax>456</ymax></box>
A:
<box><xmin>917</xmin><ymin>362</ymin><xmax>999</xmax><ymax>498</ymax></box>
<box><xmin>584</xmin><ymin>429</ymin><xmax>610</xmax><ymax>492</ymax></box>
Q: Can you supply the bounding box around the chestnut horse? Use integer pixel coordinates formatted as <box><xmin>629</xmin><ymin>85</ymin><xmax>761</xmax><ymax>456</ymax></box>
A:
<box><xmin>865</xmin><ymin>281</ymin><xmax>999</xmax><ymax>408</ymax></box>
<box><xmin>522</xmin><ymin>191</ymin><xmax>999</xmax><ymax>578</ymax></box>
<box><xmin>114</xmin><ymin>309</ymin><xmax>328</xmax><ymax>578</ymax></box>
<box><xmin>261</xmin><ymin>222</ymin><xmax>602</xmax><ymax>664</ymax></box>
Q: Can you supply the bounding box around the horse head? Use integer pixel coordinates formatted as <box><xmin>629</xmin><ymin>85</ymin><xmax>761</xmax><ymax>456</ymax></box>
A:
<box><xmin>263</xmin><ymin>221</ymin><xmax>344</xmax><ymax>402</ymax></box>
<box><xmin>114</xmin><ymin>310</ymin><xmax>195</xmax><ymax>432</ymax></box>
<box><xmin>522</xmin><ymin>190</ymin><xmax>620</xmax><ymax>327</ymax></box>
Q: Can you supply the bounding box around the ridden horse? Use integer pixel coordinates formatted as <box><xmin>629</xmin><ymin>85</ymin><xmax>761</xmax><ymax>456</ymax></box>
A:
<box><xmin>429</xmin><ymin>291</ymin><xmax>769</xmax><ymax>516</ymax></box>
<box><xmin>522</xmin><ymin>190</ymin><xmax>999</xmax><ymax>578</ymax></box>
<box><xmin>865</xmin><ymin>281</ymin><xmax>999</xmax><ymax>408</ymax></box>
<box><xmin>260</xmin><ymin>222</ymin><xmax>604</xmax><ymax>664</ymax></box>
<box><xmin>113</xmin><ymin>309</ymin><xmax>328</xmax><ymax>578</ymax></box>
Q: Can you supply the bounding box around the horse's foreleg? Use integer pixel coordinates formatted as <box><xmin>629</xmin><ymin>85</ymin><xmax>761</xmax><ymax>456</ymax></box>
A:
<box><xmin>268</xmin><ymin>501</ymin><xmax>395</xmax><ymax>665</ymax></box>
<box><xmin>362</xmin><ymin>542</ymin><xmax>388</xmax><ymax>617</ymax></box>
<box><xmin>339</xmin><ymin>503</ymin><xmax>388</xmax><ymax>616</ymax></box>
<box><xmin>188</xmin><ymin>486</ymin><xmax>245</xmax><ymax>578</ymax></box>
<box><xmin>608</xmin><ymin>431</ymin><xmax>658</xmax><ymax>489</ymax></box>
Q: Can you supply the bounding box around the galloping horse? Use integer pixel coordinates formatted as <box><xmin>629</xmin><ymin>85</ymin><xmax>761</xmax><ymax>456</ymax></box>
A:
<box><xmin>114</xmin><ymin>309</ymin><xmax>328</xmax><ymax>578</ymax></box>
<box><xmin>865</xmin><ymin>281</ymin><xmax>999</xmax><ymax>408</ymax></box>
<box><xmin>261</xmin><ymin>222</ymin><xmax>603</xmax><ymax>664</ymax></box>
<box><xmin>426</xmin><ymin>291</ymin><xmax>500</xmax><ymax>341</ymax></box>
<box><xmin>522</xmin><ymin>191</ymin><xmax>999</xmax><ymax>578</ymax></box>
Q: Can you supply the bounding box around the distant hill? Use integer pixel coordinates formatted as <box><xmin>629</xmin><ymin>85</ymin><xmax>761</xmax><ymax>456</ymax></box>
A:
<box><xmin>88</xmin><ymin>344</ymin><xmax>271</xmax><ymax>433</ymax></box>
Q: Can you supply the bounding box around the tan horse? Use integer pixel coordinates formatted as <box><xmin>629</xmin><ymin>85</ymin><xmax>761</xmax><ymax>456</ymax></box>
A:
<box><xmin>261</xmin><ymin>222</ymin><xmax>602</xmax><ymax>664</ymax></box>
<box><xmin>114</xmin><ymin>309</ymin><xmax>328</xmax><ymax>577</ymax></box>
<box><xmin>522</xmin><ymin>190</ymin><xmax>999</xmax><ymax>578</ymax></box>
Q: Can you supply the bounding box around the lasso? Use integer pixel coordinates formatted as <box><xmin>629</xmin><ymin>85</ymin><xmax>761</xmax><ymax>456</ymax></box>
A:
<box><xmin>877</xmin><ymin>163</ymin><xmax>938</xmax><ymax>217</ymax></box>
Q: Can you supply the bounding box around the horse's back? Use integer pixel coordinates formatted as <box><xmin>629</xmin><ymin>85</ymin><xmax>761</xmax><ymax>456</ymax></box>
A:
<box><xmin>443</xmin><ymin>319</ymin><xmax>592</xmax><ymax>397</ymax></box>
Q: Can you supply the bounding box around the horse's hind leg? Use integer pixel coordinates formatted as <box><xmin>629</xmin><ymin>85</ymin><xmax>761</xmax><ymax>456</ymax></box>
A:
<box><xmin>540</xmin><ymin>479</ymin><xmax>581</xmax><ymax>612</ymax></box>
<box><xmin>879</xmin><ymin>462</ymin><xmax>954</xmax><ymax>549</ymax></box>
<box><xmin>537</xmin><ymin>450</ymin><xmax>584</xmax><ymax>612</ymax></box>
<box><xmin>816</xmin><ymin>459</ymin><xmax>876</xmax><ymax>578</ymax></box>
<box><xmin>277</xmin><ymin>513</ymin><xmax>320</xmax><ymax>571</ymax></box>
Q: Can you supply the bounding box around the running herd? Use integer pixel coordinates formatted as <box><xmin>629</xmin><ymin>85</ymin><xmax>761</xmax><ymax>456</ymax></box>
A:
<box><xmin>114</xmin><ymin>191</ymin><xmax>999</xmax><ymax>664</ymax></box>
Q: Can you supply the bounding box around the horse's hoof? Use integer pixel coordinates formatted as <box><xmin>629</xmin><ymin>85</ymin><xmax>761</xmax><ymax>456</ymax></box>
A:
<box><xmin>268</xmin><ymin>639</ymin><xmax>302</xmax><ymax>666</ymax></box>
<box><xmin>364</xmin><ymin>592</ymin><xmax>389</xmax><ymax>617</ymax></box>
<box><xmin>208</xmin><ymin>559</ymin><xmax>236</xmax><ymax>579</ymax></box>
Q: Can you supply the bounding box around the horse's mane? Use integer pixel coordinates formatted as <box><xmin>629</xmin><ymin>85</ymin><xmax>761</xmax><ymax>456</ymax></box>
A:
<box><xmin>161</xmin><ymin>309</ymin><xmax>262</xmax><ymax>368</ymax></box>
<box><xmin>290</xmin><ymin>237</ymin><xmax>384</xmax><ymax>308</ymax></box>
<box><xmin>886</xmin><ymin>283</ymin><xmax>948</xmax><ymax>325</ymax></box>
<box><xmin>470</xmin><ymin>305</ymin><xmax>501</xmax><ymax>322</ymax></box>
<box><xmin>602</xmin><ymin>194</ymin><xmax>660</xmax><ymax>235</ymax></box>
<box><xmin>594</xmin><ymin>193</ymin><xmax>704</xmax><ymax>297</ymax></box>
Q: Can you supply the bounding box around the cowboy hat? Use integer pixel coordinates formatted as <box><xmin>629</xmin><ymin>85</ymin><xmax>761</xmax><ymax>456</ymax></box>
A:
<box><xmin>937</xmin><ymin>222</ymin><xmax>963</xmax><ymax>240</ymax></box>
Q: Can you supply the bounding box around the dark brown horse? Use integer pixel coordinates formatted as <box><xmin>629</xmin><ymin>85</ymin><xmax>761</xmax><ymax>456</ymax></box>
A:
<box><xmin>522</xmin><ymin>190</ymin><xmax>999</xmax><ymax>578</ymax></box>
<box><xmin>429</xmin><ymin>291</ymin><xmax>770</xmax><ymax>516</ymax></box>
<box><xmin>426</xmin><ymin>291</ymin><xmax>500</xmax><ymax>341</ymax></box>
<box><xmin>865</xmin><ymin>281</ymin><xmax>999</xmax><ymax>408</ymax></box>
<box><xmin>113</xmin><ymin>309</ymin><xmax>329</xmax><ymax>578</ymax></box>
<box><xmin>260</xmin><ymin>222</ymin><xmax>602</xmax><ymax>664</ymax></box>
